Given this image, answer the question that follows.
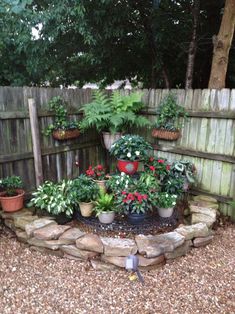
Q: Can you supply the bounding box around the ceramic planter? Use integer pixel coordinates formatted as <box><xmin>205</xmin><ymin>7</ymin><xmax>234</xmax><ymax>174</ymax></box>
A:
<box><xmin>102</xmin><ymin>132</ymin><xmax>122</xmax><ymax>150</ymax></box>
<box><xmin>52</xmin><ymin>129</ymin><xmax>80</xmax><ymax>140</ymax></box>
<box><xmin>98</xmin><ymin>211</ymin><xmax>115</xmax><ymax>224</ymax></box>
<box><xmin>127</xmin><ymin>212</ymin><xmax>147</xmax><ymax>225</ymax></box>
<box><xmin>79</xmin><ymin>201</ymin><xmax>94</xmax><ymax>217</ymax></box>
<box><xmin>117</xmin><ymin>159</ymin><xmax>139</xmax><ymax>175</ymax></box>
<box><xmin>157</xmin><ymin>207</ymin><xmax>174</xmax><ymax>218</ymax></box>
<box><xmin>0</xmin><ymin>189</ymin><xmax>25</xmax><ymax>212</ymax></box>
<box><xmin>151</xmin><ymin>128</ymin><xmax>180</xmax><ymax>141</ymax></box>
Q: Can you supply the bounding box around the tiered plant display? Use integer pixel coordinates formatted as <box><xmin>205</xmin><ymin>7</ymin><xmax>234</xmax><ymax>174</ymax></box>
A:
<box><xmin>79</xmin><ymin>91</ymin><xmax>151</xmax><ymax>149</ymax></box>
<box><xmin>43</xmin><ymin>96</ymin><xmax>80</xmax><ymax>140</ymax></box>
<box><xmin>152</xmin><ymin>93</ymin><xmax>188</xmax><ymax>140</ymax></box>
<box><xmin>0</xmin><ymin>176</ymin><xmax>24</xmax><ymax>212</ymax></box>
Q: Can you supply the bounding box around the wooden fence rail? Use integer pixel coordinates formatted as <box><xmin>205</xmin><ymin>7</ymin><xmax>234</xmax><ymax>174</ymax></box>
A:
<box><xmin>0</xmin><ymin>87</ymin><xmax>234</xmax><ymax>219</ymax></box>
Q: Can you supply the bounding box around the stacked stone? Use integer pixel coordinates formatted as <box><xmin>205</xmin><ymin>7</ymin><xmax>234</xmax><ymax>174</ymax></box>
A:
<box><xmin>0</xmin><ymin>207</ymin><xmax>215</xmax><ymax>271</ymax></box>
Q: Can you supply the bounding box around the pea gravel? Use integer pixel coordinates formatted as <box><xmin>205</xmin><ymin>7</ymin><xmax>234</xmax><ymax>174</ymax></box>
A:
<box><xmin>0</xmin><ymin>224</ymin><xmax>234</xmax><ymax>314</ymax></box>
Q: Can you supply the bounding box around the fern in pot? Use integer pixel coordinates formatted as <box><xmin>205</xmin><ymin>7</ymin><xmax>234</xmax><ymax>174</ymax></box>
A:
<box><xmin>79</xmin><ymin>90</ymin><xmax>151</xmax><ymax>149</ymax></box>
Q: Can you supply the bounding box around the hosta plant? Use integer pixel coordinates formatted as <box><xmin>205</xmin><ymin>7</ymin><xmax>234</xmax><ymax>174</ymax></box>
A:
<box><xmin>110</xmin><ymin>134</ymin><xmax>152</xmax><ymax>161</ymax></box>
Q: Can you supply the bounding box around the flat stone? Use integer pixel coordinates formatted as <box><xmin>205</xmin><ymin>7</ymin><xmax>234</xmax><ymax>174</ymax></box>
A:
<box><xmin>101</xmin><ymin>237</ymin><xmax>137</xmax><ymax>257</ymax></box>
<box><xmin>15</xmin><ymin>229</ymin><xmax>28</xmax><ymax>243</ymax></box>
<box><xmin>193</xmin><ymin>195</ymin><xmax>218</xmax><ymax>204</ymax></box>
<box><xmin>4</xmin><ymin>219</ymin><xmax>17</xmax><ymax>231</ymax></box>
<box><xmin>0</xmin><ymin>208</ymin><xmax>33</xmax><ymax>220</ymax></box>
<box><xmin>138</xmin><ymin>254</ymin><xmax>165</xmax><ymax>267</ymax></box>
<box><xmin>33</xmin><ymin>224</ymin><xmax>70</xmax><ymax>240</ymax></box>
<box><xmin>165</xmin><ymin>240</ymin><xmax>192</xmax><ymax>259</ymax></box>
<box><xmin>90</xmin><ymin>259</ymin><xmax>117</xmax><ymax>271</ymax></box>
<box><xmin>135</xmin><ymin>232</ymin><xmax>185</xmax><ymax>258</ymax></box>
<box><xmin>27</xmin><ymin>237</ymin><xmax>70</xmax><ymax>250</ymax></box>
<box><xmin>30</xmin><ymin>246</ymin><xmax>64</xmax><ymax>257</ymax></box>
<box><xmin>76</xmin><ymin>234</ymin><xmax>103</xmax><ymax>253</ymax></box>
<box><xmin>193</xmin><ymin>235</ymin><xmax>213</xmax><ymax>248</ymax></box>
<box><xmin>59</xmin><ymin>228</ymin><xmax>85</xmax><ymax>244</ymax></box>
<box><xmin>13</xmin><ymin>215</ymin><xmax>40</xmax><ymax>231</ymax></box>
<box><xmin>60</xmin><ymin>245</ymin><xmax>99</xmax><ymax>260</ymax></box>
<box><xmin>175</xmin><ymin>223</ymin><xmax>209</xmax><ymax>240</ymax></box>
<box><xmin>101</xmin><ymin>255</ymin><xmax>126</xmax><ymax>268</ymax></box>
<box><xmin>190</xmin><ymin>204</ymin><xmax>217</xmax><ymax>227</ymax></box>
<box><xmin>25</xmin><ymin>218</ymin><xmax>57</xmax><ymax>237</ymax></box>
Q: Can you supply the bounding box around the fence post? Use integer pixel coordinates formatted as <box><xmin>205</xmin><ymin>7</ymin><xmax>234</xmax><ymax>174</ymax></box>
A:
<box><xmin>28</xmin><ymin>98</ymin><xmax>44</xmax><ymax>187</ymax></box>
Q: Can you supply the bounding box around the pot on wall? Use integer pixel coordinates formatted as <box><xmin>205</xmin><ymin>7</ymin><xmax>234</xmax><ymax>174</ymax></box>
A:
<box><xmin>157</xmin><ymin>207</ymin><xmax>174</xmax><ymax>218</ymax></box>
<box><xmin>0</xmin><ymin>189</ymin><xmax>25</xmax><ymax>212</ymax></box>
<box><xmin>98</xmin><ymin>211</ymin><xmax>115</xmax><ymax>224</ymax></box>
<box><xmin>79</xmin><ymin>201</ymin><xmax>94</xmax><ymax>217</ymax></box>
<box><xmin>117</xmin><ymin>159</ymin><xmax>139</xmax><ymax>175</ymax></box>
<box><xmin>102</xmin><ymin>132</ymin><xmax>122</xmax><ymax>150</ymax></box>
<box><xmin>53</xmin><ymin>129</ymin><xmax>80</xmax><ymax>140</ymax></box>
<box><xmin>151</xmin><ymin>128</ymin><xmax>180</xmax><ymax>141</ymax></box>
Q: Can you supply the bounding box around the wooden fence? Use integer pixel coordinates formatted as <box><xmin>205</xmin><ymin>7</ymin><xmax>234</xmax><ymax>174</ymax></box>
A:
<box><xmin>0</xmin><ymin>87</ymin><xmax>234</xmax><ymax>218</ymax></box>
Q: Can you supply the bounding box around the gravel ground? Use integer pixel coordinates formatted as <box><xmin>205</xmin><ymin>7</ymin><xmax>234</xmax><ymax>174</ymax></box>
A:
<box><xmin>0</xmin><ymin>224</ymin><xmax>234</xmax><ymax>314</ymax></box>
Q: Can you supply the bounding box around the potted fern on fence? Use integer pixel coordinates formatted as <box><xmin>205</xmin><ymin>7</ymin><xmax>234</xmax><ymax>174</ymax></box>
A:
<box><xmin>79</xmin><ymin>90</ymin><xmax>151</xmax><ymax>150</ymax></box>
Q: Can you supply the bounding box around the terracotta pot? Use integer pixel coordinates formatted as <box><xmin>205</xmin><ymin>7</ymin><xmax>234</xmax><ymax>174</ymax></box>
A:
<box><xmin>93</xmin><ymin>179</ymin><xmax>107</xmax><ymax>192</ymax></box>
<box><xmin>157</xmin><ymin>207</ymin><xmax>174</xmax><ymax>218</ymax></box>
<box><xmin>52</xmin><ymin>129</ymin><xmax>80</xmax><ymax>140</ymax></box>
<box><xmin>0</xmin><ymin>189</ymin><xmax>25</xmax><ymax>212</ymax></box>
<box><xmin>79</xmin><ymin>201</ymin><xmax>94</xmax><ymax>217</ymax></box>
<box><xmin>151</xmin><ymin>128</ymin><xmax>180</xmax><ymax>141</ymax></box>
<box><xmin>117</xmin><ymin>159</ymin><xmax>139</xmax><ymax>175</ymax></box>
<box><xmin>98</xmin><ymin>211</ymin><xmax>115</xmax><ymax>224</ymax></box>
<box><xmin>102</xmin><ymin>132</ymin><xmax>122</xmax><ymax>150</ymax></box>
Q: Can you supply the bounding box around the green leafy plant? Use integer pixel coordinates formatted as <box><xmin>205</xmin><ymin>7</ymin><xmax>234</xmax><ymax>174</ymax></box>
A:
<box><xmin>161</xmin><ymin>174</ymin><xmax>184</xmax><ymax>196</ymax></box>
<box><xmin>43</xmin><ymin>96</ymin><xmax>79</xmax><ymax>136</ymax></box>
<box><xmin>170</xmin><ymin>160</ymin><xmax>196</xmax><ymax>184</ymax></box>
<box><xmin>144</xmin><ymin>156</ymin><xmax>171</xmax><ymax>181</ymax></box>
<box><xmin>79</xmin><ymin>90</ymin><xmax>151</xmax><ymax>133</ymax></box>
<box><xmin>0</xmin><ymin>176</ymin><xmax>23</xmax><ymax>196</ymax></box>
<box><xmin>71</xmin><ymin>175</ymin><xmax>99</xmax><ymax>203</ymax></box>
<box><xmin>157</xmin><ymin>192</ymin><xmax>178</xmax><ymax>208</ymax></box>
<box><xmin>29</xmin><ymin>180</ymin><xmax>78</xmax><ymax>217</ymax></box>
<box><xmin>93</xmin><ymin>190</ymin><xmax>116</xmax><ymax>216</ymax></box>
<box><xmin>153</xmin><ymin>93</ymin><xmax>188</xmax><ymax>131</ymax></box>
<box><xmin>110</xmin><ymin>134</ymin><xmax>152</xmax><ymax>161</ymax></box>
<box><xmin>106</xmin><ymin>172</ymin><xmax>134</xmax><ymax>194</ymax></box>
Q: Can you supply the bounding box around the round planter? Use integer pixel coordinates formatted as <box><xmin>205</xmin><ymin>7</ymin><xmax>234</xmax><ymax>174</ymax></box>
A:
<box><xmin>93</xmin><ymin>179</ymin><xmax>107</xmax><ymax>192</ymax></box>
<box><xmin>98</xmin><ymin>211</ymin><xmax>115</xmax><ymax>224</ymax></box>
<box><xmin>157</xmin><ymin>207</ymin><xmax>174</xmax><ymax>218</ymax></box>
<box><xmin>127</xmin><ymin>212</ymin><xmax>147</xmax><ymax>225</ymax></box>
<box><xmin>0</xmin><ymin>189</ymin><xmax>25</xmax><ymax>212</ymax></box>
<box><xmin>52</xmin><ymin>129</ymin><xmax>80</xmax><ymax>140</ymax></box>
<box><xmin>102</xmin><ymin>132</ymin><xmax>122</xmax><ymax>150</ymax></box>
<box><xmin>79</xmin><ymin>201</ymin><xmax>94</xmax><ymax>217</ymax></box>
<box><xmin>117</xmin><ymin>159</ymin><xmax>139</xmax><ymax>175</ymax></box>
<box><xmin>151</xmin><ymin>128</ymin><xmax>180</xmax><ymax>141</ymax></box>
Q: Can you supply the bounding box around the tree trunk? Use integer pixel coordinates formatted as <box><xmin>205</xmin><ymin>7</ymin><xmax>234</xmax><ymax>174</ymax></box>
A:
<box><xmin>162</xmin><ymin>67</ymin><xmax>170</xmax><ymax>88</ymax></box>
<box><xmin>185</xmin><ymin>0</ymin><xmax>200</xmax><ymax>89</ymax></box>
<box><xmin>208</xmin><ymin>0</ymin><xmax>235</xmax><ymax>89</ymax></box>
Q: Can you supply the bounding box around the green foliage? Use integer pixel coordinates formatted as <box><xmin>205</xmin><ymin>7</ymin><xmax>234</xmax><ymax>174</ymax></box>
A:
<box><xmin>72</xmin><ymin>174</ymin><xmax>99</xmax><ymax>203</ymax></box>
<box><xmin>161</xmin><ymin>175</ymin><xmax>184</xmax><ymax>196</ymax></box>
<box><xmin>29</xmin><ymin>180</ymin><xmax>77</xmax><ymax>217</ymax></box>
<box><xmin>154</xmin><ymin>93</ymin><xmax>188</xmax><ymax>131</ymax></box>
<box><xmin>106</xmin><ymin>173</ymin><xmax>134</xmax><ymax>194</ymax></box>
<box><xmin>144</xmin><ymin>156</ymin><xmax>171</xmax><ymax>181</ymax></box>
<box><xmin>0</xmin><ymin>176</ymin><xmax>23</xmax><ymax>196</ymax></box>
<box><xmin>170</xmin><ymin>160</ymin><xmax>197</xmax><ymax>184</ymax></box>
<box><xmin>79</xmin><ymin>90</ymin><xmax>150</xmax><ymax>133</ymax></box>
<box><xmin>156</xmin><ymin>192</ymin><xmax>177</xmax><ymax>209</ymax></box>
<box><xmin>93</xmin><ymin>190</ymin><xmax>116</xmax><ymax>216</ymax></box>
<box><xmin>110</xmin><ymin>134</ymin><xmax>153</xmax><ymax>161</ymax></box>
<box><xmin>43</xmin><ymin>96</ymin><xmax>79</xmax><ymax>136</ymax></box>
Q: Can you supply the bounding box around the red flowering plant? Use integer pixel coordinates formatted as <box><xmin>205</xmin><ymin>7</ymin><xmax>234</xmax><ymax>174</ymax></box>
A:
<box><xmin>85</xmin><ymin>164</ymin><xmax>108</xmax><ymax>181</ymax></box>
<box><xmin>144</xmin><ymin>156</ymin><xmax>171</xmax><ymax>182</ymax></box>
<box><xmin>116</xmin><ymin>191</ymin><xmax>151</xmax><ymax>214</ymax></box>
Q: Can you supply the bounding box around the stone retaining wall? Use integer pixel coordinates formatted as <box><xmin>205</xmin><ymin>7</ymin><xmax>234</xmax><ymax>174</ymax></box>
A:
<box><xmin>0</xmin><ymin>206</ymin><xmax>215</xmax><ymax>271</ymax></box>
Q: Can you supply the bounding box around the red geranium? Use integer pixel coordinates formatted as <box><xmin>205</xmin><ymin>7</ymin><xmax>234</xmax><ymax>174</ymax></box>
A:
<box><xmin>85</xmin><ymin>164</ymin><xmax>107</xmax><ymax>180</ymax></box>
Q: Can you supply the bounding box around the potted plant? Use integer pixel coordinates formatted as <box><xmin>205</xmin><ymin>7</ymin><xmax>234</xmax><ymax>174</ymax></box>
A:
<box><xmin>144</xmin><ymin>156</ymin><xmax>171</xmax><ymax>182</ymax></box>
<box><xmin>169</xmin><ymin>160</ymin><xmax>196</xmax><ymax>191</ymax></box>
<box><xmin>85</xmin><ymin>164</ymin><xmax>109</xmax><ymax>191</ymax></box>
<box><xmin>29</xmin><ymin>179</ymin><xmax>77</xmax><ymax>219</ymax></box>
<box><xmin>0</xmin><ymin>176</ymin><xmax>25</xmax><ymax>212</ymax></box>
<box><xmin>72</xmin><ymin>175</ymin><xmax>99</xmax><ymax>217</ymax></box>
<box><xmin>110</xmin><ymin>134</ymin><xmax>152</xmax><ymax>175</ymax></box>
<box><xmin>93</xmin><ymin>190</ymin><xmax>117</xmax><ymax>224</ymax></box>
<box><xmin>106</xmin><ymin>172</ymin><xmax>133</xmax><ymax>195</ymax></box>
<box><xmin>43</xmin><ymin>96</ymin><xmax>80</xmax><ymax>140</ymax></box>
<box><xmin>79</xmin><ymin>90</ymin><xmax>151</xmax><ymax>150</ymax></box>
<box><xmin>156</xmin><ymin>192</ymin><xmax>178</xmax><ymax>218</ymax></box>
<box><xmin>152</xmin><ymin>93</ymin><xmax>188</xmax><ymax>140</ymax></box>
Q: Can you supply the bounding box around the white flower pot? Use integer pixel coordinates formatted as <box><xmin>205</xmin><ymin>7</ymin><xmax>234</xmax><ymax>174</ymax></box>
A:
<box><xmin>98</xmin><ymin>211</ymin><xmax>115</xmax><ymax>224</ymax></box>
<box><xmin>102</xmin><ymin>132</ymin><xmax>122</xmax><ymax>150</ymax></box>
<box><xmin>157</xmin><ymin>207</ymin><xmax>174</xmax><ymax>218</ymax></box>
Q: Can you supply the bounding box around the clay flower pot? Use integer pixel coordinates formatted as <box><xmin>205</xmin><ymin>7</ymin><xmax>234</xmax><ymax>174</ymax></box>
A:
<box><xmin>0</xmin><ymin>189</ymin><xmax>25</xmax><ymax>212</ymax></box>
<box><xmin>117</xmin><ymin>159</ymin><xmax>139</xmax><ymax>175</ymax></box>
<box><xmin>102</xmin><ymin>132</ymin><xmax>122</xmax><ymax>150</ymax></box>
<box><xmin>93</xmin><ymin>179</ymin><xmax>107</xmax><ymax>192</ymax></box>
<box><xmin>157</xmin><ymin>207</ymin><xmax>174</xmax><ymax>218</ymax></box>
<box><xmin>79</xmin><ymin>202</ymin><xmax>94</xmax><ymax>217</ymax></box>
